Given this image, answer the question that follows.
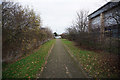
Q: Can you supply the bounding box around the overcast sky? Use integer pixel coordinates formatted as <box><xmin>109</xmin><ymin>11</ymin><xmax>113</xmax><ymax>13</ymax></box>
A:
<box><xmin>5</xmin><ymin>0</ymin><xmax>111</xmax><ymax>34</ymax></box>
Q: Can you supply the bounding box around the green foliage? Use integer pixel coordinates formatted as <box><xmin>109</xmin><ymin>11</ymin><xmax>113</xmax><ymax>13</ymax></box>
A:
<box><xmin>2</xmin><ymin>39</ymin><xmax>55</xmax><ymax>78</ymax></box>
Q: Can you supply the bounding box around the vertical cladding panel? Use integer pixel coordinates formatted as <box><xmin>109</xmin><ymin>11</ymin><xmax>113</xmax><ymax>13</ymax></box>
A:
<box><xmin>91</xmin><ymin>16</ymin><xmax>101</xmax><ymax>29</ymax></box>
<box><xmin>88</xmin><ymin>19</ymin><xmax>92</xmax><ymax>33</ymax></box>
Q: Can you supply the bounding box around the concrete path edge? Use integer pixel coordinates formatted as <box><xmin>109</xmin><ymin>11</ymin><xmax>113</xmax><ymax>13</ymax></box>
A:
<box><xmin>36</xmin><ymin>41</ymin><xmax>55</xmax><ymax>78</ymax></box>
<box><xmin>63</xmin><ymin>43</ymin><xmax>92</xmax><ymax>78</ymax></box>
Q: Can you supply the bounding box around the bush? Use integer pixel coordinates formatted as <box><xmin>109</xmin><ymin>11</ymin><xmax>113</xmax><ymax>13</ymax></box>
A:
<box><xmin>2</xmin><ymin>2</ymin><xmax>53</xmax><ymax>62</ymax></box>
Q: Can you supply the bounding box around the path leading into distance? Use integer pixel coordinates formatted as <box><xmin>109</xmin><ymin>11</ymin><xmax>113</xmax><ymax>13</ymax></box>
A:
<box><xmin>39</xmin><ymin>39</ymin><xmax>86</xmax><ymax>78</ymax></box>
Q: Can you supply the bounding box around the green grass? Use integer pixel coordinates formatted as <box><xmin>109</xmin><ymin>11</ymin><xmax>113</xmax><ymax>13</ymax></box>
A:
<box><xmin>2</xmin><ymin>39</ymin><xmax>55</xmax><ymax>78</ymax></box>
<box><xmin>62</xmin><ymin>39</ymin><xmax>119</xmax><ymax>78</ymax></box>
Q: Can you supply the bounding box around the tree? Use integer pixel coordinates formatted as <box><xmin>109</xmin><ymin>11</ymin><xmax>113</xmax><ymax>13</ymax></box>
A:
<box><xmin>2</xmin><ymin>2</ymin><xmax>53</xmax><ymax>62</ymax></box>
<box><xmin>54</xmin><ymin>32</ymin><xmax>58</xmax><ymax>36</ymax></box>
<box><xmin>75</xmin><ymin>10</ymin><xmax>89</xmax><ymax>32</ymax></box>
<box><xmin>65</xmin><ymin>10</ymin><xmax>89</xmax><ymax>41</ymax></box>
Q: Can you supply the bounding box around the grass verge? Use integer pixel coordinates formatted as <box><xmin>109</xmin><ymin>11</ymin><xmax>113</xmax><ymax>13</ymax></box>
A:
<box><xmin>2</xmin><ymin>39</ymin><xmax>55</xmax><ymax>78</ymax></box>
<box><xmin>62</xmin><ymin>39</ymin><xmax>119</xmax><ymax>78</ymax></box>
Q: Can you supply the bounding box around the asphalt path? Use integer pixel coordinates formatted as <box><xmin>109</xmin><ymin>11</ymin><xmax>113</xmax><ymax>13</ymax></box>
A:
<box><xmin>40</xmin><ymin>39</ymin><xmax>86</xmax><ymax>78</ymax></box>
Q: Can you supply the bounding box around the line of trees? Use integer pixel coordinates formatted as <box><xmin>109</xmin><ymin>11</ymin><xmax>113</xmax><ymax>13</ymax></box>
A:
<box><xmin>2</xmin><ymin>2</ymin><xmax>53</xmax><ymax>62</ymax></box>
<box><xmin>61</xmin><ymin>9</ymin><xmax>120</xmax><ymax>54</ymax></box>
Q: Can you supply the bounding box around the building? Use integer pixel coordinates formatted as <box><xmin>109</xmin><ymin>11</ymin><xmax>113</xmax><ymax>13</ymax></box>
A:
<box><xmin>88</xmin><ymin>2</ymin><xmax>120</xmax><ymax>38</ymax></box>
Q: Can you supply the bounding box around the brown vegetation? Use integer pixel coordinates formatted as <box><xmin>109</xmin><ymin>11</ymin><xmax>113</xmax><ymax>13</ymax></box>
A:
<box><xmin>61</xmin><ymin>10</ymin><xmax>120</xmax><ymax>77</ymax></box>
<box><xmin>2</xmin><ymin>2</ymin><xmax>53</xmax><ymax>62</ymax></box>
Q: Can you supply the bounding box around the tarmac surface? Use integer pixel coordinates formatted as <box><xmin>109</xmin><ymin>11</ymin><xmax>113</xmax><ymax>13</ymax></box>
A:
<box><xmin>40</xmin><ymin>39</ymin><xmax>86</xmax><ymax>78</ymax></box>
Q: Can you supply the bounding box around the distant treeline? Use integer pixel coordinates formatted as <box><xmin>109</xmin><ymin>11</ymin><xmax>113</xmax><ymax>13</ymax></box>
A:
<box><xmin>2</xmin><ymin>2</ymin><xmax>53</xmax><ymax>62</ymax></box>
